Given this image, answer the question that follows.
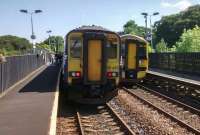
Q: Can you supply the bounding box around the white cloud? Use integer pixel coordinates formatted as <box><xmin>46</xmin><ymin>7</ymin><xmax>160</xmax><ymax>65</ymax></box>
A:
<box><xmin>161</xmin><ymin>0</ymin><xmax>192</xmax><ymax>10</ymax></box>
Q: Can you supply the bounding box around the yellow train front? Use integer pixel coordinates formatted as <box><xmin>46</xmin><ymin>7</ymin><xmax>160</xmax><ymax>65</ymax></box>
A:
<box><xmin>61</xmin><ymin>26</ymin><xmax>120</xmax><ymax>104</ymax></box>
<box><xmin>120</xmin><ymin>34</ymin><xmax>148</xmax><ymax>84</ymax></box>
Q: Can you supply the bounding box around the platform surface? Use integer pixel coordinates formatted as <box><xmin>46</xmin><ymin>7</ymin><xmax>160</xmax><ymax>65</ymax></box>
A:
<box><xmin>148</xmin><ymin>68</ymin><xmax>200</xmax><ymax>86</ymax></box>
<box><xmin>0</xmin><ymin>65</ymin><xmax>60</xmax><ymax>135</ymax></box>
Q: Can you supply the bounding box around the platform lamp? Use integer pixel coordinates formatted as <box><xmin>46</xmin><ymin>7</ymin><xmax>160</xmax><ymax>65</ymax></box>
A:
<box><xmin>20</xmin><ymin>9</ymin><xmax>42</xmax><ymax>53</ymax></box>
<box><xmin>150</xmin><ymin>12</ymin><xmax>159</xmax><ymax>49</ymax></box>
<box><xmin>141</xmin><ymin>12</ymin><xmax>148</xmax><ymax>39</ymax></box>
<box><xmin>46</xmin><ymin>30</ymin><xmax>52</xmax><ymax>51</ymax></box>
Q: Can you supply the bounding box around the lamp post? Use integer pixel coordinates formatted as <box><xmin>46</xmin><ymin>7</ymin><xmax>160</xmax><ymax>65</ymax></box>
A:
<box><xmin>20</xmin><ymin>9</ymin><xmax>42</xmax><ymax>52</ymax></box>
<box><xmin>141</xmin><ymin>12</ymin><xmax>159</xmax><ymax>48</ymax></box>
<box><xmin>141</xmin><ymin>12</ymin><xmax>148</xmax><ymax>39</ymax></box>
<box><xmin>46</xmin><ymin>30</ymin><xmax>52</xmax><ymax>51</ymax></box>
<box><xmin>150</xmin><ymin>12</ymin><xmax>159</xmax><ymax>49</ymax></box>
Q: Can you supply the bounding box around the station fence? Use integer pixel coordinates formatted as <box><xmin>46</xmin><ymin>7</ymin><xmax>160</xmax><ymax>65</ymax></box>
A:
<box><xmin>149</xmin><ymin>53</ymin><xmax>200</xmax><ymax>75</ymax></box>
<box><xmin>0</xmin><ymin>54</ymin><xmax>50</xmax><ymax>94</ymax></box>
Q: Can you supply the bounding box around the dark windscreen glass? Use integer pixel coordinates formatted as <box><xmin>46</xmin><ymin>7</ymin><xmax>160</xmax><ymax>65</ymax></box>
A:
<box><xmin>138</xmin><ymin>47</ymin><xmax>146</xmax><ymax>57</ymax></box>
<box><xmin>70</xmin><ymin>38</ymin><xmax>81</xmax><ymax>58</ymax></box>
<box><xmin>121</xmin><ymin>43</ymin><xmax>125</xmax><ymax>57</ymax></box>
<box><xmin>107</xmin><ymin>41</ymin><xmax>117</xmax><ymax>58</ymax></box>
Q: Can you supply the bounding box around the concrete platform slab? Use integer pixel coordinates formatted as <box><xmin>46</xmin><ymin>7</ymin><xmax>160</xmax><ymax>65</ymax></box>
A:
<box><xmin>0</xmin><ymin>65</ymin><xmax>60</xmax><ymax>135</ymax></box>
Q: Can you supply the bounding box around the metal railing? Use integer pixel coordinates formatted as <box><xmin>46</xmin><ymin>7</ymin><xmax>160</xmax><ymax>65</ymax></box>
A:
<box><xmin>0</xmin><ymin>54</ymin><xmax>49</xmax><ymax>94</ymax></box>
<box><xmin>149</xmin><ymin>53</ymin><xmax>200</xmax><ymax>75</ymax></box>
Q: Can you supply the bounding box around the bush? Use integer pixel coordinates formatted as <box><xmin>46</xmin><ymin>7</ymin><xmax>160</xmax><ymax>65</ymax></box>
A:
<box><xmin>36</xmin><ymin>43</ymin><xmax>52</xmax><ymax>51</ymax></box>
<box><xmin>156</xmin><ymin>39</ymin><xmax>168</xmax><ymax>52</ymax></box>
<box><xmin>148</xmin><ymin>44</ymin><xmax>154</xmax><ymax>53</ymax></box>
<box><xmin>175</xmin><ymin>26</ymin><xmax>200</xmax><ymax>52</ymax></box>
<box><xmin>0</xmin><ymin>35</ymin><xmax>32</xmax><ymax>56</ymax></box>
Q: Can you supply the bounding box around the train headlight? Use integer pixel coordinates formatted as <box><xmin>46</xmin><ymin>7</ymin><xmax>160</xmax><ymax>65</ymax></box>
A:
<box><xmin>71</xmin><ymin>71</ymin><xmax>81</xmax><ymax>77</ymax></box>
<box><xmin>112</xmin><ymin>72</ymin><xmax>117</xmax><ymax>77</ymax></box>
<box><xmin>72</xmin><ymin>72</ymin><xmax>76</xmax><ymax>77</ymax></box>
<box><xmin>129</xmin><ymin>74</ymin><xmax>134</xmax><ymax>78</ymax></box>
<box><xmin>107</xmin><ymin>72</ymin><xmax>118</xmax><ymax>78</ymax></box>
<box><xmin>139</xmin><ymin>60</ymin><xmax>142</xmax><ymax>66</ymax></box>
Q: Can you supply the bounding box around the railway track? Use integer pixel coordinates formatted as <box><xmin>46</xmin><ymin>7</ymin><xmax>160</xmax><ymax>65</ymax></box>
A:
<box><xmin>56</xmin><ymin>104</ymin><xmax>82</xmax><ymax>135</ymax></box>
<box><xmin>144</xmin><ymin>72</ymin><xmax>200</xmax><ymax>108</ymax></box>
<box><xmin>57</xmin><ymin>102</ymin><xmax>135</xmax><ymax>135</ymax></box>
<box><xmin>122</xmin><ymin>85</ymin><xmax>200</xmax><ymax>135</ymax></box>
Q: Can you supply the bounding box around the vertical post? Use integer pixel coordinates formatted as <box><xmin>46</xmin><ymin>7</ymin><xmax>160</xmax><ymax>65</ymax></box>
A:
<box><xmin>30</xmin><ymin>13</ymin><xmax>36</xmax><ymax>53</ymax></box>
<box><xmin>150</xmin><ymin>15</ymin><xmax>153</xmax><ymax>49</ymax></box>
<box><xmin>168</xmin><ymin>53</ymin><xmax>170</xmax><ymax>70</ymax></box>
<box><xmin>56</xmin><ymin>38</ymin><xmax>59</xmax><ymax>53</ymax></box>
<box><xmin>0</xmin><ymin>63</ymin><xmax>2</xmax><ymax>93</ymax></box>
<box><xmin>31</xmin><ymin>13</ymin><xmax>34</xmax><ymax>37</ymax></box>
<box><xmin>48</xmin><ymin>35</ymin><xmax>51</xmax><ymax>50</ymax></box>
<box><xmin>46</xmin><ymin>30</ymin><xmax>52</xmax><ymax>52</ymax></box>
<box><xmin>20</xmin><ymin>9</ymin><xmax>42</xmax><ymax>54</ymax></box>
<box><xmin>145</xmin><ymin>15</ymin><xmax>148</xmax><ymax>38</ymax></box>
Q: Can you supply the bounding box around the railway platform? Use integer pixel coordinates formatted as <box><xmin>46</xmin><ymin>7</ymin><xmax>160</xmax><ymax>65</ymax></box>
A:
<box><xmin>148</xmin><ymin>68</ymin><xmax>200</xmax><ymax>86</ymax></box>
<box><xmin>0</xmin><ymin>64</ymin><xmax>60</xmax><ymax>135</ymax></box>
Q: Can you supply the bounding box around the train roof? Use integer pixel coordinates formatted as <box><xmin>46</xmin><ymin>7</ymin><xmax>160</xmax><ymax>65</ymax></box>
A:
<box><xmin>120</xmin><ymin>34</ymin><xmax>148</xmax><ymax>44</ymax></box>
<box><xmin>66</xmin><ymin>25</ymin><xmax>119</xmax><ymax>37</ymax></box>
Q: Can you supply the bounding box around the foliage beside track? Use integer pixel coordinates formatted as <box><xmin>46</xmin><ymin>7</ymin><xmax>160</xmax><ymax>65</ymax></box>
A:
<box><xmin>154</xmin><ymin>5</ymin><xmax>200</xmax><ymax>48</ymax></box>
<box><xmin>36</xmin><ymin>43</ymin><xmax>52</xmax><ymax>52</ymax></box>
<box><xmin>40</xmin><ymin>36</ymin><xmax>64</xmax><ymax>53</ymax></box>
<box><xmin>123</xmin><ymin>5</ymin><xmax>200</xmax><ymax>52</ymax></box>
<box><xmin>175</xmin><ymin>26</ymin><xmax>200</xmax><ymax>52</ymax></box>
<box><xmin>155</xmin><ymin>26</ymin><xmax>200</xmax><ymax>52</ymax></box>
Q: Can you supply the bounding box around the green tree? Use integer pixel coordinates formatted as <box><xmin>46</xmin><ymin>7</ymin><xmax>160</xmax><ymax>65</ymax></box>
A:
<box><xmin>156</xmin><ymin>39</ymin><xmax>168</xmax><ymax>52</ymax></box>
<box><xmin>154</xmin><ymin>5</ymin><xmax>200</xmax><ymax>47</ymax></box>
<box><xmin>0</xmin><ymin>35</ymin><xmax>32</xmax><ymax>55</ymax></box>
<box><xmin>175</xmin><ymin>26</ymin><xmax>200</xmax><ymax>52</ymax></box>
<box><xmin>36</xmin><ymin>43</ymin><xmax>51</xmax><ymax>51</ymax></box>
<box><xmin>148</xmin><ymin>44</ymin><xmax>154</xmax><ymax>53</ymax></box>
<box><xmin>123</xmin><ymin>20</ymin><xmax>146</xmax><ymax>37</ymax></box>
<box><xmin>42</xmin><ymin>36</ymin><xmax>64</xmax><ymax>52</ymax></box>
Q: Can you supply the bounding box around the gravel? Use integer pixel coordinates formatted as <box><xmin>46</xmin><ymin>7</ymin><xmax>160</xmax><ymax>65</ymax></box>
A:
<box><xmin>116</xmin><ymin>90</ymin><xmax>195</xmax><ymax>135</ymax></box>
<box><xmin>131</xmin><ymin>88</ymin><xmax>200</xmax><ymax>131</ymax></box>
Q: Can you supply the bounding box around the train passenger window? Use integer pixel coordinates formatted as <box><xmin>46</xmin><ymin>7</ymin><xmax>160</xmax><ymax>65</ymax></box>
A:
<box><xmin>107</xmin><ymin>41</ymin><xmax>117</xmax><ymax>58</ymax></box>
<box><xmin>70</xmin><ymin>38</ymin><xmax>82</xmax><ymax>58</ymax></box>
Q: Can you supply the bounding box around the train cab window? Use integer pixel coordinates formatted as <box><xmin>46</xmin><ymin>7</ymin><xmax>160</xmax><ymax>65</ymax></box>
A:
<box><xmin>138</xmin><ymin>47</ymin><xmax>146</xmax><ymax>58</ymax></box>
<box><xmin>107</xmin><ymin>41</ymin><xmax>117</xmax><ymax>58</ymax></box>
<box><xmin>70</xmin><ymin>37</ymin><xmax>82</xmax><ymax>58</ymax></box>
<box><xmin>121</xmin><ymin>43</ymin><xmax>125</xmax><ymax>57</ymax></box>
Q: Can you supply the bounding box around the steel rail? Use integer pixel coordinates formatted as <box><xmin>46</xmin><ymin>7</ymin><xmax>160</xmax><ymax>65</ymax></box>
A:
<box><xmin>123</xmin><ymin>87</ymin><xmax>200</xmax><ymax>135</ymax></box>
<box><xmin>147</xmin><ymin>72</ymin><xmax>200</xmax><ymax>88</ymax></box>
<box><xmin>144</xmin><ymin>73</ymin><xmax>200</xmax><ymax>107</ymax></box>
<box><xmin>76</xmin><ymin>111</ymin><xmax>85</xmax><ymax>135</ymax></box>
<box><xmin>136</xmin><ymin>83</ymin><xmax>200</xmax><ymax>115</ymax></box>
<box><xmin>106</xmin><ymin>103</ymin><xmax>136</xmax><ymax>135</ymax></box>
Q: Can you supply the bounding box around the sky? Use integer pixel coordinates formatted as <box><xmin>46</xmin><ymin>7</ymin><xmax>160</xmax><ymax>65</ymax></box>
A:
<box><xmin>0</xmin><ymin>0</ymin><xmax>199</xmax><ymax>42</ymax></box>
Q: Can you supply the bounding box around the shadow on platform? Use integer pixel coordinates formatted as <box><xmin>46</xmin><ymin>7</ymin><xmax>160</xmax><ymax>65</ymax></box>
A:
<box><xmin>19</xmin><ymin>65</ymin><xmax>60</xmax><ymax>93</ymax></box>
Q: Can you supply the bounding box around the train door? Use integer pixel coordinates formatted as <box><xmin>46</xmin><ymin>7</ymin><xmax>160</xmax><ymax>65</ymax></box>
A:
<box><xmin>127</xmin><ymin>43</ymin><xmax>136</xmax><ymax>70</ymax></box>
<box><xmin>88</xmin><ymin>40</ymin><xmax>102</xmax><ymax>81</ymax></box>
<box><xmin>83</xmin><ymin>33</ymin><xmax>106</xmax><ymax>84</ymax></box>
<box><xmin>124</xmin><ymin>41</ymin><xmax>137</xmax><ymax>79</ymax></box>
